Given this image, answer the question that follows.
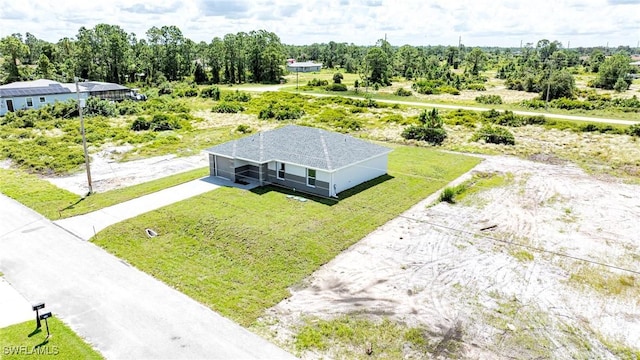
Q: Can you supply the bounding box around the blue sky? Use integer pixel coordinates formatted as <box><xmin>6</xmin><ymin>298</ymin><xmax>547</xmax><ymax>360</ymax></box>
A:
<box><xmin>1</xmin><ymin>0</ymin><xmax>639</xmax><ymax>48</ymax></box>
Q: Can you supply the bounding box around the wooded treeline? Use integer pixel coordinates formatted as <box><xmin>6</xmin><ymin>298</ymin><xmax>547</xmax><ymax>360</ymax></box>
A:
<box><xmin>0</xmin><ymin>24</ymin><xmax>636</xmax><ymax>96</ymax></box>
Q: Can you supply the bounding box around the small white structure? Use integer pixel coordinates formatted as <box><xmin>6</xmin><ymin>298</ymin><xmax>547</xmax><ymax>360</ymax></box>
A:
<box><xmin>205</xmin><ymin>125</ymin><xmax>392</xmax><ymax>197</ymax></box>
<box><xmin>286</xmin><ymin>61</ymin><xmax>322</xmax><ymax>73</ymax></box>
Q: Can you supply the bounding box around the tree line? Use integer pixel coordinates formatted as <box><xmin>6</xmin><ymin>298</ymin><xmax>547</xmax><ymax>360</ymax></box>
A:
<box><xmin>0</xmin><ymin>25</ymin><xmax>285</xmax><ymax>85</ymax></box>
<box><xmin>0</xmin><ymin>25</ymin><xmax>636</xmax><ymax>99</ymax></box>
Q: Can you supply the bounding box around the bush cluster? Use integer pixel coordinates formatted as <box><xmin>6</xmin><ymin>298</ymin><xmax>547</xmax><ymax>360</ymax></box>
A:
<box><xmin>222</xmin><ymin>90</ymin><xmax>251</xmax><ymax>102</ymax></box>
<box><xmin>130</xmin><ymin>114</ymin><xmax>187</xmax><ymax>132</ymax></box>
<box><xmin>475</xmin><ymin>95</ymin><xmax>503</xmax><ymax>105</ymax></box>
<box><xmin>471</xmin><ymin>125</ymin><xmax>515</xmax><ymax>145</ymax></box>
<box><xmin>325</xmin><ymin>83</ymin><xmax>347</xmax><ymax>91</ymax></box>
<box><xmin>259</xmin><ymin>103</ymin><xmax>304</xmax><ymax>120</ymax></box>
<box><xmin>393</xmin><ymin>88</ymin><xmax>412</xmax><ymax>97</ymax></box>
<box><xmin>212</xmin><ymin>102</ymin><xmax>245</xmax><ymax>113</ymax></box>
<box><xmin>401</xmin><ymin>108</ymin><xmax>447</xmax><ymax>145</ymax></box>
<box><xmin>466</xmin><ymin>83</ymin><xmax>487</xmax><ymax>91</ymax></box>
<box><xmin>200</xmin><ymin>86</ymin><xmax>221</xmax><ymax>100</ymax></box>
<box><xmin>628</xmin><ymin>124</ymin><xmax>640</xmax><ymax>137</ymax></box>
<box><xmin>307</xmin><ymin>79</ymin><xmax>328</xmax><ymax>87</ymax></box>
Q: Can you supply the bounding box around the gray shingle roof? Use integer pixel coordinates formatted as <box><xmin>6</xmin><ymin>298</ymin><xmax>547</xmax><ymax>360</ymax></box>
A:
<box><xmin>205</xmin><ymin>125</ymin><xmax>392</xmax><ymax>171</ymax></box>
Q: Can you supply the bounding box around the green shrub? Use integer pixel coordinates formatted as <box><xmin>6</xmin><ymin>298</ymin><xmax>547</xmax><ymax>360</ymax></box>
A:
<box><xmin>394</xmin><ymin>88</ymin><xmax>412</xmax><ymax>96</ymax></box>
<box><xmin>628</xmin><ymin>124</ymin><xmax>640</xmax><ymax>137</ymax></box>
<box><xmin>85</xmin><ymin>97</ymin><xmax>117</xmax><ymax>117</ymax></box>
<box><xmin>325</xmin><ymin>83</ymin><xmax>347</xmax><ymax>91</ymax></box>
<box><xmin>475</xmin><ymin>94</ymin><xmax>503</xmax><ymax>105</ymax></box>
<box><xmin>439</xmin><ymin>185</ymin><xmax>468</xmax><ymax>203</ymax></box>
<box><xmin>200</xmin><ymin>86</ymin><xmax>221</xmax><ymax>100</ymax></box>
<box><xmin>418</xmin><ymin>108</ymin><xmax>443</xmax><ymax>128</ymax></box>
<box><xmin>236</xmin><ymin>124</ymin><xmax>252</xmax><ymax>133</ymax></box>
<box><xmin>131</xmin><ymin>117</ymin><xmax>150</xmax><ymax>131</ymax></box>
<box><xmin>212</xmin><ymin>102</ymin><xmax>245</xmax><ymax>113</ymax></box>
<box><xmin>333</xmin><ymin>73</ymin><xmax>343</xmax><ymax>84</ymax></box>
<box><xmin>334</xmin><ymin>118</ymin><xmax>362</xmax><ymax>131</ymax></box>
<box><xmin>467</xmin><ymin>83</ymin><xmax>486</xmax><ymax>91</ymax></box>
<box><xmin>440</xmin><ymin>85</ymin><xmax>460</xmax><ymax>95</ymax></box>
<box><xmin>443</xmin><ymin>109</ymin><xmax>480</xmax><ymax>128</ymax></box>
<box><xmin>307</xmin><ymin>78</ymin><xmax>328</xmax><ymax>87</ymax></box>
<box><xmin>472</xmin><ymin>125</ymin><xmax>515</xmax><ymax>145</ymax></box>
<box><xmin>259</xmin><ymin>103</ymin><xmax>304</xmax><ymax>120</ymax></box>
<box><xmin>402</xmin><ymin>126</ymin><xmax>447</xmax><ymax>145</ymax></box>
<box><xmin>381</xmin><ymin>114</ymin><xmax>408</xmax><ymax>124</ymax></box>
<box><xmin>117</xmin><ymin>100</ymin><xmax>142</xmax><ymax>115</ymax></box>
<box><xmin>50</xmin><ymin>100</ymin><xmax>79</xmax><ymax>118</ymax></box>
<box><xmin>317</xmin><ymin>109</ymin><xmax>346</xmax><ymax>123</ymax></box>
<box><xmin>520</xmin><ymin>99</ymin><xmax>547</xmax><ymax>109</ymax></box>
<box><xmin>158</xmin><ymin>82</ymin><xmax>173</xmax><ymax>95</ymax></box>
<box><xmin>222</xmin><ymin>90</ymin><xmax>251</xmax><ymax>102</ymax></box>
<box><xmin>149</xmin><ymin>114</ymin><xmax>182</xmax><ymax>131</ymax></box>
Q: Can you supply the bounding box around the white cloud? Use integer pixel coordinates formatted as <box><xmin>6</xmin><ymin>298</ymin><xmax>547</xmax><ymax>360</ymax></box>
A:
<box><xmin>0</xmin><ymin>0</ymin><xmax>638</xmax><ymax>47</ymax></box>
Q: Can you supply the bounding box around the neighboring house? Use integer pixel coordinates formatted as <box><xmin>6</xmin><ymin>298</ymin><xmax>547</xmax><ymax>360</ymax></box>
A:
<box><xmin>0</xmin><ymin>79</ymin><xmax>133</xmax><ymax>116</ymax></box>
<box><xmin>0</xmin><ymin>79</ymin><xmax>87</xmax><ymax>116</ymax></box>
<box><xmin>205</xmin><ymin>125</ymin><xmax>392</xmax><ymax>197</ymax></box>
<box><xmin>286</xmin><ymin>61</ymin><xmax>322</xmax><ymax>73</ymax></box>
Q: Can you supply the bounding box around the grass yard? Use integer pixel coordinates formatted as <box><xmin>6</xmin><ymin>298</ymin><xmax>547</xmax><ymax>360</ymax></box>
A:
<box><xmin>0</xmin><ymin>318</ymin><xmax>103</xmax><ymax>359</ymax></box>
<box><xmin>94</xmin><ymin>146</ymin><xmax>481</xmax><ymax>326</ymax></box>
<box><xmin>0</xmin><ymin>167</ymin><xmax>209</xmax><ymax>220</ymax></box>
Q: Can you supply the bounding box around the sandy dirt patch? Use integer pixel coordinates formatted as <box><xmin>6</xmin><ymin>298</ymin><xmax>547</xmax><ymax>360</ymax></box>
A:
<box><xmin>261</xmin><ymin>155</ymin><xmax>640</xmax><ymax>358</ymax></box>
<box><xmin>44</xmin><ymin>148</ymin><xmax>208</xmax><ymax>195</ymax></box>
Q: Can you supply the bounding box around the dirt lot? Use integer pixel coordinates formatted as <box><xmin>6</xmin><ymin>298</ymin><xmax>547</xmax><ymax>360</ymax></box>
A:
<box><xmin>44</xmin><ymin>148</ymin><xmax>208</xmax><ymax>195</ymax></box>
<box><xmin>260</xmin><ymin>155</ymin><xmax>640</xmax><ymax>359</ymax></box>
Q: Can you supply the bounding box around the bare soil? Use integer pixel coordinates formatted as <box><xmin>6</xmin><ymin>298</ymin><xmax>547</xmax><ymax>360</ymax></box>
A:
<box><xmin>44</xmin><ymin>147</ymin><xmax>208</xmax><ymax>195</ymax></box>
<box><xmin>259</xmin><ymin>155</ymin><xmax>640</xmax><ymax>359</ymax></box>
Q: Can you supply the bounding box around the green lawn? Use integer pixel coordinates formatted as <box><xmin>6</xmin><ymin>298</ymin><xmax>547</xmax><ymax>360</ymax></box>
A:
<box><xmin>0</xmin><ymin>318</ymin><xmax>103</xmax><ymax>359</ymax></box>
<box><xmin>94</xmin><ymin>146</ymin><xmax>481</xmax><ymax>326</ymax></box>
<box><xmin>0</xmin><ymin>167</ymin><xmax>209</xmax><ymax>220</ymax></box>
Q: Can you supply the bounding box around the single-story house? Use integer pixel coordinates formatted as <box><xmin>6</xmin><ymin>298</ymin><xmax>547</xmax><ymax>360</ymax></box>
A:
<box><xmin>0</xmin><ymin>79</ymin><xmax>87</xmax><ymax>116</ymax></box>
<box><xmin>286</xmin><ymin>61</ymin><xmax>322</xmax><ymax>73</ymax></box>
<box><xmin>205</xmin><ymin>125</ymin><xmax>392</xmax><ymax>197</ymax></box>
<box><xmin>0</xmin><ymin>79</ymin><xmax>133</xmax><ymax>115</ymax></box>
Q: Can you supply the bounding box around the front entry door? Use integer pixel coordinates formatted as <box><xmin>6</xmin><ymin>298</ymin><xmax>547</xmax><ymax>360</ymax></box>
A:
<box><xmin>6</xmin><ymin>99</ymin><xmax>14</xmax><ymax>112</ymax></box>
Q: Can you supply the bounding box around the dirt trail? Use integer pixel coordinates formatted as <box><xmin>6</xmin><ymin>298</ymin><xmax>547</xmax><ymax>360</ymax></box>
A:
<box><xmin>44</xmin><ymin>148</ymin><xmax>208</xmax><ymax>195</ymax></box>
<box><xmin>263</xmin><ymin>155</ymin><xmax>640</xmax><ymax>358</ymax></box>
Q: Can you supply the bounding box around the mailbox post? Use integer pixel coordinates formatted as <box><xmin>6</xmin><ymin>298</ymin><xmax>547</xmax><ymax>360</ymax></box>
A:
<box><xmin>32</xmin><ymin>302</ymin><xmax>45</xmax><ymax>328</ymax></box>
<box><xmin>39</xmin><ymin>312</ymin><xmax>53</xmax><ymax>339</ymax></box>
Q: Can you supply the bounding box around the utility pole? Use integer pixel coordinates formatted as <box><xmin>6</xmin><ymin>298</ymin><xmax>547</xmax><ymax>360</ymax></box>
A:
<box><xmin>545</xmin><ymin>61</ymin><xmax>552</xmax><ymax>110</ymax></box>
<box><xmin>75</xmin><ymin>78</ymin><xmax>93</xmax><ymax>194</ymax></box>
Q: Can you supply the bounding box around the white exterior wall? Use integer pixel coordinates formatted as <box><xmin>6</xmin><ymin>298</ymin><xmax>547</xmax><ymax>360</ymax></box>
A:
<box><xmin>332</xmin><ymin>154</ymin><xmax>389</xmax><ymax>195</ymax></box>
<box><xmin>316</xmin><ymin>169</ymin><xmax>330</xmax><ymax>182</ymax></box>
<box><xmin>1</xmin><ymin>93</ymin><xmax>87</xmax><ymax>116</ymax></box>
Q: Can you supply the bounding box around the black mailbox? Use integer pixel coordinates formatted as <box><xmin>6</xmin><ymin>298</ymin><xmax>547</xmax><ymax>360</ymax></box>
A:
<box><xmin>39</xmin><ymin>312</ymin><xmax>52</xmax><ymax>320</ymax></box>
<box><xmin>32</xmin><ymin>302</ymin><xmax>45</xmax><ymax>311</ymax></box>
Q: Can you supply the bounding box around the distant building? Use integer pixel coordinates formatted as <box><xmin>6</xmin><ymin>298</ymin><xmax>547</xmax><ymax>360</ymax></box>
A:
<box><xmin>0</xmin><ymin>79</ymin><xmax>87</xmax><ymax>116</ymax></box>
<box><xmin>0</xmin><ymin>79</ymin><xmax>133</xmax><ymax>116</ymax></box>
<box><xmin>286</xmin><ymin>61</ymin><xmax>322</xmax><ymax>73</ymax></box>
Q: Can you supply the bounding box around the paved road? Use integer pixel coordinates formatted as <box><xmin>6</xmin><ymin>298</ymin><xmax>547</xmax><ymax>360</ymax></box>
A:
<box><xmin>54</xmin><ymin>176</ymin><xmax>257</xmax><ymax>241</ymax></box>
<box><xmin>0</xmin><ymin>194</ymin><xmax>295</xmax><ymax>359</ymax></box>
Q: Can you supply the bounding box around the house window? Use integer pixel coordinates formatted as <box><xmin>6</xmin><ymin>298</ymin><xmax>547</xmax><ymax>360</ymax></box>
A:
<box><xmin>277</xmin><ymin>162</ymin><xmax>285</xmax><ymax>180</ymax></box>
<box><xmin>39</xmin><ymin>97</ymin><xmax>46</xmax><ymax>103</ymax></box>
<box><xmin>26</xmin><ymin>98</ymin><xmax>33</xmax><ymax>107</ymax></box>
<box><xmin>307</xmin><ymin>169</ymin><xmax>316</xmax><ymax>187</ymax></box>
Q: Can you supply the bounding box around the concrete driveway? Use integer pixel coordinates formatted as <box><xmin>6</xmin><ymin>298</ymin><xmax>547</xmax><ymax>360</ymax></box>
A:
<box><xmin>55</xmin><ymin>176</ymin><xmax>257</xmax><ymax>241</ymax></box>
<box><xmin>0</xmin><ymin>194</ymin><xmax>294</xmax><ymax>359</ymax></box>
